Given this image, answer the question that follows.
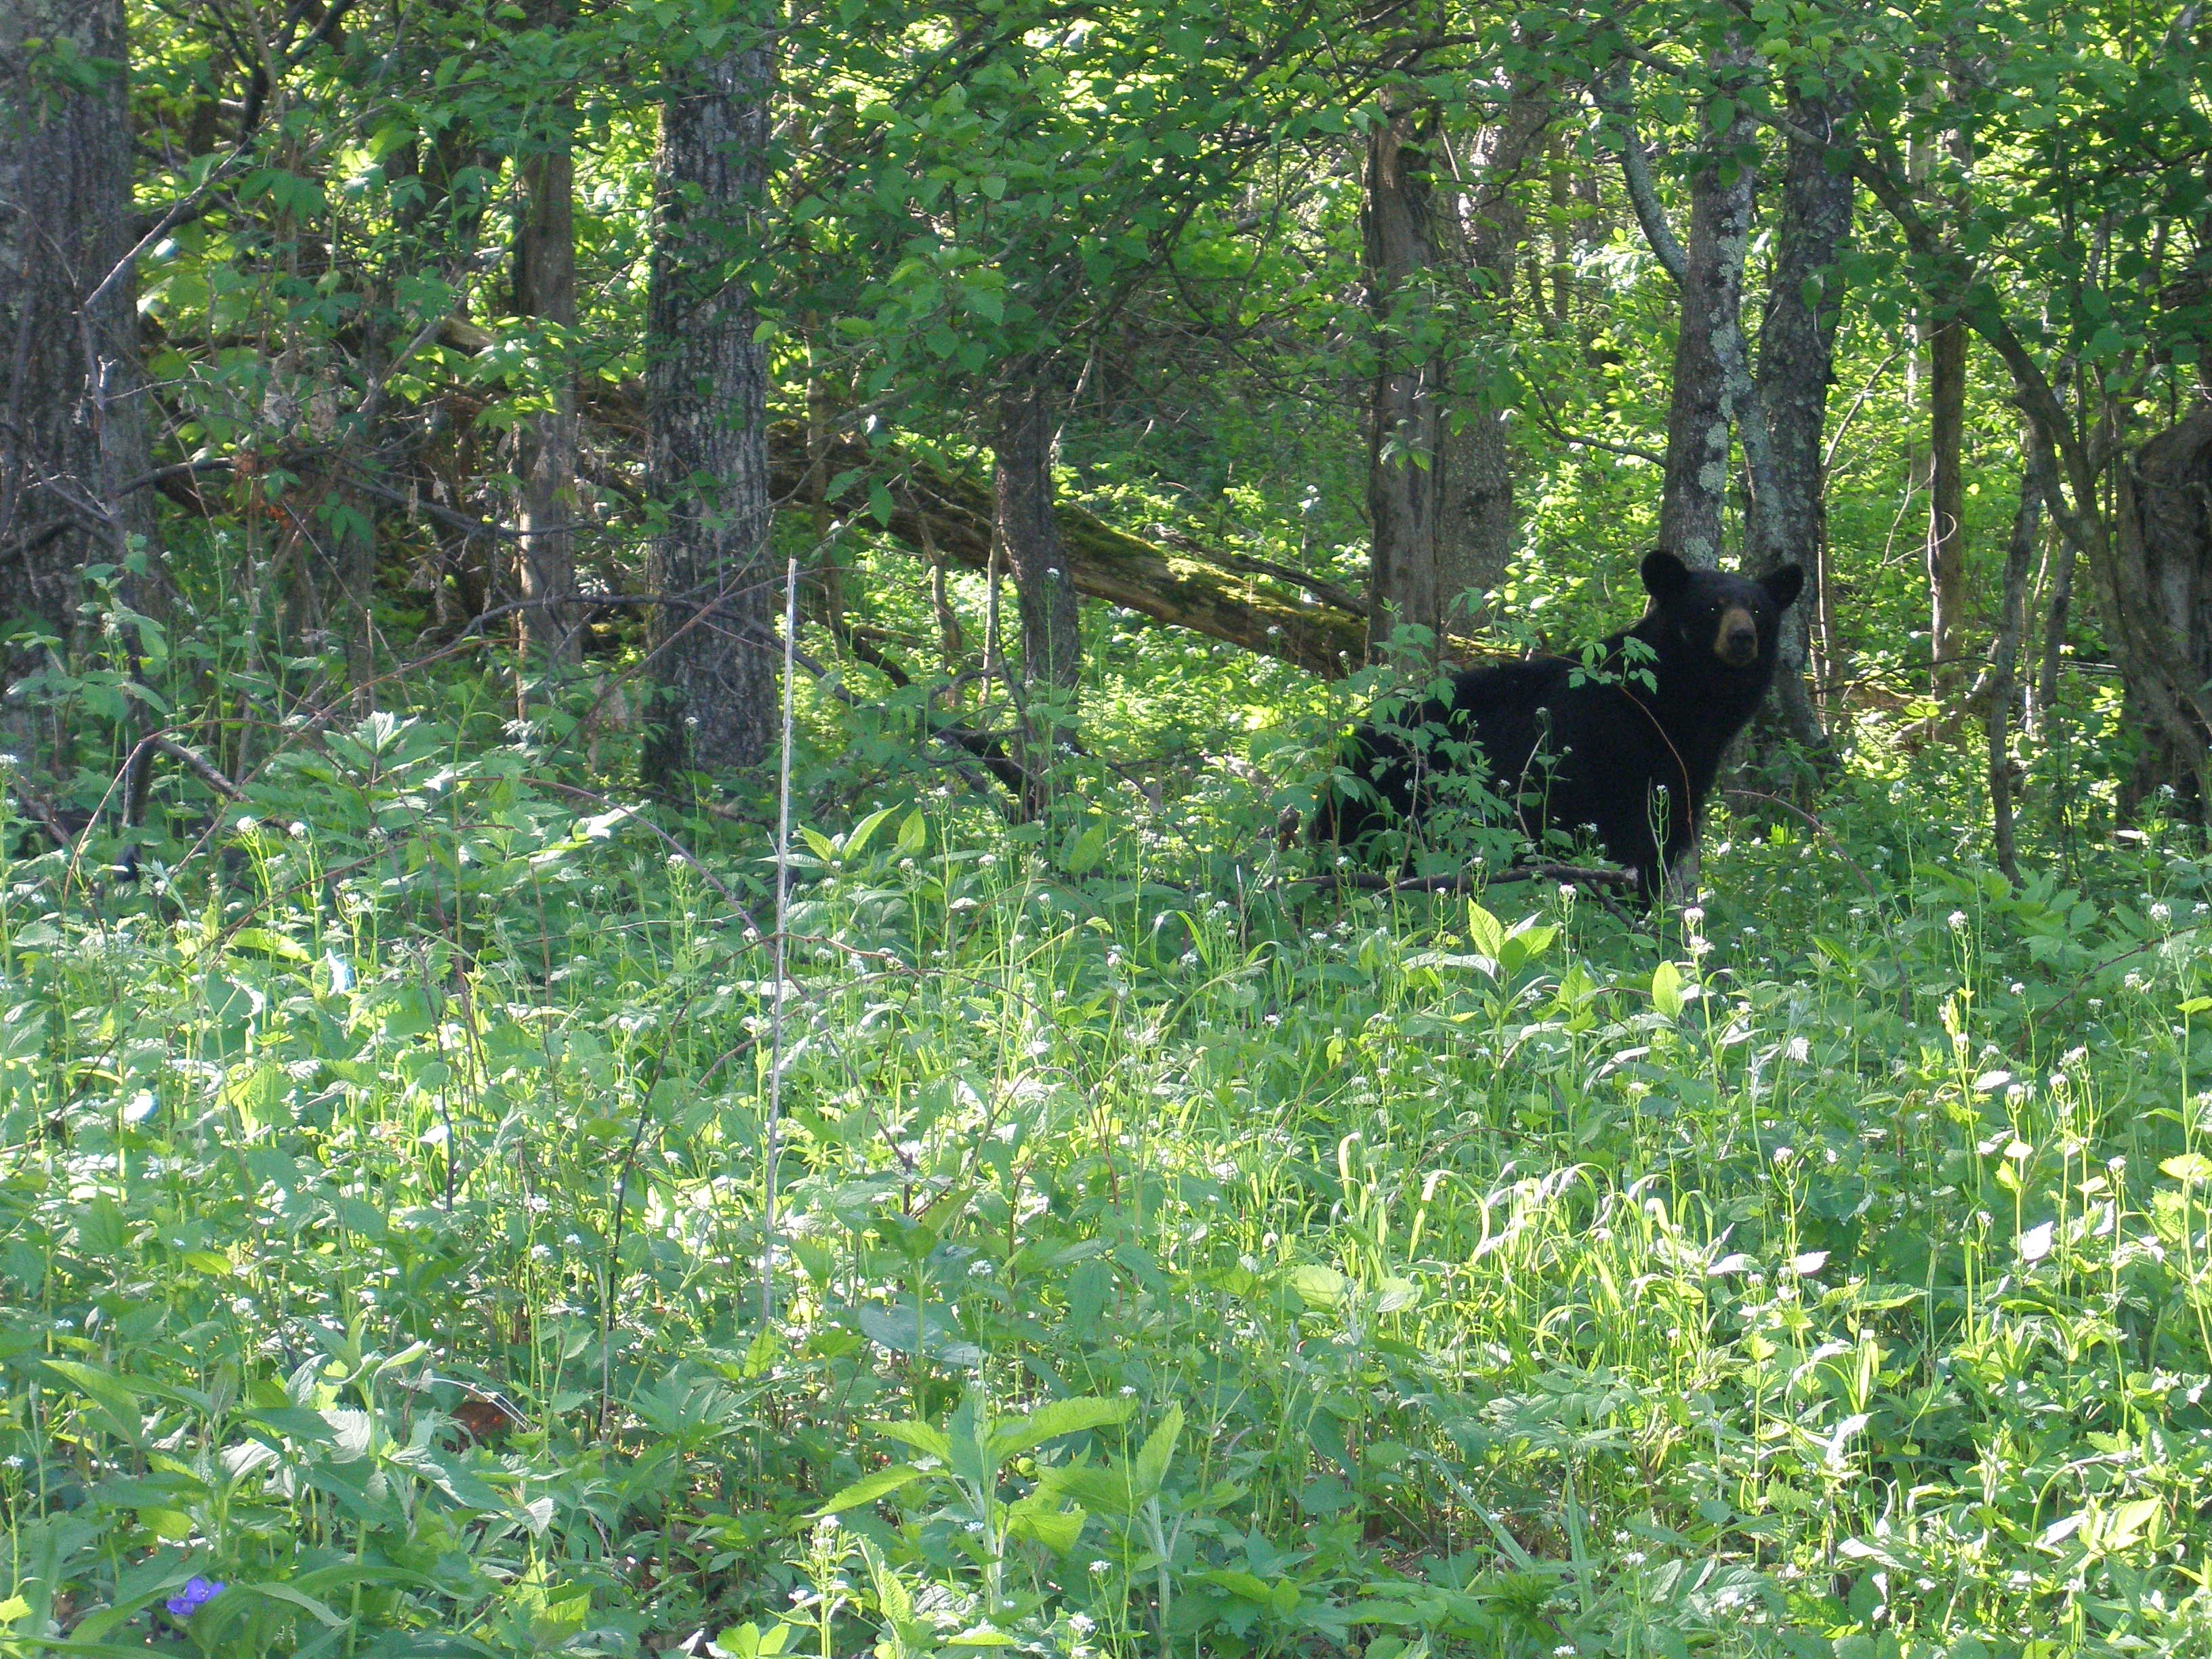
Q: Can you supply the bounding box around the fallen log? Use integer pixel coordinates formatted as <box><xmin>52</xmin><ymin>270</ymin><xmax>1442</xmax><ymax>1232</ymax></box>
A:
<box><xmin>434</xmin><ymin>318</ymin><xmax>1368</xmax><ymax>676</ymax></box>
<box><xmin>762</xmin><ymin>426</ymin><xmax>1367</xmax><ymax>676</ymax></box>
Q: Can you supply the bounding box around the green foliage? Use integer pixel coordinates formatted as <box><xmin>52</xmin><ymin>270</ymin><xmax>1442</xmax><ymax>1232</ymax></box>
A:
<box><xmin>9</xmin><ymin>0</ymin><xmax>2207</xmax><ymax>1653</ymax></box>
<box><xmin>7</xmin><ymin>689</ymin><xmax>2212</xmax><ymax>1654</ymax></box>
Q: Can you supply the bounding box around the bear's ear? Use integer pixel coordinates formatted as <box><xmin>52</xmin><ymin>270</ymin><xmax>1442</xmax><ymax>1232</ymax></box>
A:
<box><xmin>1641</xmin><ymin>550</ymin><xmax>1692</xmax><ymax>604</ymax></box>
<box><xmin>1762</xmin><ymin>564</ymin><xmax>1806</xmax><ymax>611</ymax></box>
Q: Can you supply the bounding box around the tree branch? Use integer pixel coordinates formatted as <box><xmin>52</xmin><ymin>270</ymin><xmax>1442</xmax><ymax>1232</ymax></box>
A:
<box><xmin>1595</xmin><ymin>69</ymin><xmax>1688</xmax><ymax>285</ymax></box>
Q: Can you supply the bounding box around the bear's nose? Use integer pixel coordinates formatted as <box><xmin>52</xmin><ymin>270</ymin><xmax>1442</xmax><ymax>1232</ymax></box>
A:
<box><xmin>1714</xmin><ymin>611</ymin><xmax>1759</xmax><ymax>665</ymax></box>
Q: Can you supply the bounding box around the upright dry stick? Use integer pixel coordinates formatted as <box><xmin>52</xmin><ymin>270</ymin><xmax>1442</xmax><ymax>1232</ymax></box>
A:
<box><xmin>763</xmin><ymin>554</ymin><xmax>799</xmax><ymax>1330</ymax></box>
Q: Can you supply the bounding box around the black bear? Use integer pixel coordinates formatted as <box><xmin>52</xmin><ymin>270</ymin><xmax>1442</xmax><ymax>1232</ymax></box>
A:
<box><xmin>1315</xmin><ymin>551</ymin><xmax>1805</xmax><ymax>899</ymax></box>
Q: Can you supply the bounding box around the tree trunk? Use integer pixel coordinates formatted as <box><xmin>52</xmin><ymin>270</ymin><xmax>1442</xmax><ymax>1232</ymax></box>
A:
<box><xmin>640</xmin><ymin>35</ymin><xmax>778</xmax><ymax>790</ymax></box>
<box><xmin>1746</xmin><ymin>98</ymin><xmax>1853</xmax><ymax>762</ymax></box>
<box><xmin>2106</xmin><ymin>408</ymin><xmax>2212</xmax><ymax>820</ymax></box>
<box><xmin>992</xmin><ymin>364</ymin><xmax>1081</xmax><ymax>794</ymax></box>
<box><xmin>514</xmin><ymin>41</ymin><xmax>581</xmax><ymax>670</ymax></box>
<box><xmin>1366</xmin><ymin>97</ymin><xmax>1544</xmax><ymax>663</ymax></box>
<box><xmin>806</xmin><ymin>326</ymin><xmax>846</xmax><ymax>634</ymax></box>
<box><xmin>1362</xmin><ymin>103</ymin><xmax>1447</xmax><ymax>663</ymax></box>
<box><xmin>1983</xmin><ymin>426</ymin><xmax>2041</xmax><ymax>884</ymax></box>
<box><xmin>1926</xmin><ymin>315</ymin><xmax>1968</xmax><ymax>703</ymax></box>
<box><xmin>0</xmin><ymin>0</ymin><xmax>154</xmax><ymax>699</ymax></box>
<box><xmin>1442</xmin><ymin>95</ymin><xmax>1549</xmax><ymax>630</ymax></box>
<box><xmin>1658</xmin><ymin>94</ymin><xmax>1755</xmax><ymax>571</ymax></box>
<box><xmin>2034</xmin><ymin>537</ymin><xmax>2074</xmax><ymax>739</ymax></box>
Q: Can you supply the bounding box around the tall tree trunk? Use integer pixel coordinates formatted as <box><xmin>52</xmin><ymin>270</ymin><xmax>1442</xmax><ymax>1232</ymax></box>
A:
<box><xmin>1983</xmin><ymin>426</ymin><xmax>2041</xmax><ymax>883</ymax></box>
<box><xmin>1362</xmin><ymin>103</ymin><xmax>1446</xmax><ymax>663</ymax></box>
<box><xmin>805</xmin><ymin>325</ymin><xmax>846</xmax><ymax>634</ymax></box>
<box><xmin>640</xmin><ymin>34</ymin><xmax>777</xmax><ymax>789</ymax></box>
<box><xmin>514</xmin><ymin>22</ymin><xmax>580</xmax><ymax>670</ymax></box>
<box><xmin>992</xmin><ymin>364</ymin><xmax>1080</xmax><ymax>804</ymax></box>
<box><xmin>2034</xmin><ymin>537</ymin><xmax>2074</xmax><ymax>739</ymax></box>
<box><xmin>1658</xmin><ymin>97</ymin><xmax>1755</xmax><ymax>571</ymax></box>
<box><xmin>1365</xmin><ymin>96</ymin><xmax>1544</xmax><ymax>662</ymax></box>
<box><xmin>0</xmin><ymin>0</ymin><xmax>154</xmax><ymax>708</ymax></box>
<box><xmin>2106</xmin><ymin>407</ymin><xmax>2212</xmax><ymax>820</ymax></box>
<box><xmin>1747</xmin><ymin>97</ymin><xmax>1853</xmax><ymax>760</ymax></box>
<box><xmin>1546</xmin><ymin>138</ymin><xmax>1573</xmax><ymax>329</ymax></box>
<box><xmin>1925</xmin><ymin>314</ymin><xmax>1969</xmax><ymax>701</ymax></box>
<box><xmin>1441</xmin><ymin>95</ymin><xmax>1549</xmax><ymax>632</ymax></box>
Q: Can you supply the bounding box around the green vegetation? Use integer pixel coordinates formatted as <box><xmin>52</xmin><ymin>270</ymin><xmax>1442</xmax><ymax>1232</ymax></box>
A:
<box><xmin>7</xmin><ymin>698</ymin><xmax>2212</xmax><ymax>1655</ymax></box>
<box><xmin>3</xmin><ymin>0</ymin><xmax>2211</xmax><ymax>1652</ymax></box>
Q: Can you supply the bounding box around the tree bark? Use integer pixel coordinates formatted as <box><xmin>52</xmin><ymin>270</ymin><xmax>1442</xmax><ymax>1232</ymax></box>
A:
<box><xmin>2034</xmin><ymin>537</ymin><xmax>2073</xmax><ymax>739</ymax></box>
<box><xmin>513</xmin><ymin>27</ymin><xmax>581</xmax><ymax>670</ymax></box>
<box><xmin>1441</xmin><ymin>94</ymin><xmax>1549</xmax><ymax>628</ymax></box>
<box><xmin>1747</xmin><ymin>98</ymin><xmax>1853</xmax><ymax>759</ymax></box>
<box><xmin>1925</xmin><ymin>313</ymin><xmax>1969</xmax><ymax>701</ymax></box>
<box><xmin>1362</xmin><ymin>103</ymin><xmax>1448</xmax><ymax>663</ymax></box>
<box><xmin>2110</xmin><ymin>408</ymin><xmax>2212</xmax><ymax>819</ymax></box>
<box><xmin>1365</xmin><ymin>96</ymin><xmax>1544</xmax><ymax>663</ymax></box>
<box><xmin>640</xmin><ymin>35</ymin><xmax>777</xmax><ymax>789</ymax></box>
<box><xmin>991</xmin><ymin>365</ymin><xmax>1081</xmax><ymax>712</ymax></box>
<box><xmin>1658</xmin><ymin>91</ymin><xmax>1755</xmax><ymax>571</ymax></box>
<box><xmin>1982</xmin><ymin>426</ymin><xmax>2041</xmax><ymax>884</ymax></box>
<box><xmin>0</xmin><ymin>0</ymin><xmax>155</xmax><ymax>693</ymax></box>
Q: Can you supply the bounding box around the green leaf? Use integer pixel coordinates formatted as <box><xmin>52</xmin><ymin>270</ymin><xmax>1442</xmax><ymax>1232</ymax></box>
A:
<box><xmin>987</xmin><ymin>1395</ymin><xmax>1133</xmax><ymax>1461</ymax></box>
<box><xmin>1006</xmin><ymin>1494</ymin><xmax>1087</xmax><ymax>1554</ymax></box>
<box><xmin>1465</xmin><ymin>902</ymin><xmax>1504</xmax><ymax>960</ymax></box>
<box><xmin>222</xmin><ymin>1582</ymin><xmax>347</xmax><ymax>1628</ymax></box>
<box><xmin>811</xmin><ymin>1462</ymin><xmax>928</xmax><ymax>1516</ymax></box>
<box><xmin>43</xmin><ymin>1360</ymin><xmax>144</xmax><ymax>1441</ymax></box>
<box><xmin>1038</xmin><ymin>1462</ymin><xmax>1137</xmax><ymax>1517</ymax></box>
<box><xmin>1131</xmin><ymin>1401</ymin><xmax>1182</xmax><ymax>1500</ymax></box>
<box><xmin>1061</xmin><ymin>820</ymin><xmax>1107</xmax><ymax>875</ymax></box>
<box><xmin>1651</xmin><ymin>960</ymin><xmax>1685</xmax><ymax>1019</ymax></box>
<box><xmin>712</xmin><ymin>1621</ymin><xmax>798</xmax><ymax>1658</ymax></box>
<box><xmin>1288</xmin><ymin>1265</ymin><xmax>1348</xmax><ymax>1309</ymax></box>
<box><xmin>842</xmin><ymin>805</ymin><xmax>897</xmax><ymax>861</ymax></box>
<box><xmin>228</xmin><ymin>926</ymin><xmax>310</xmax><ymax>962</ymax></box>
<box><xmin>872</xmin><ymin>1418</ymin><xmax>954</xmax><ymax>1462</ymax></box>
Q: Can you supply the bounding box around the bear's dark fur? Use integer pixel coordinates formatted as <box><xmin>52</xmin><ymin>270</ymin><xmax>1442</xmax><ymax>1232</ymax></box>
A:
<box><xmin>1315</xmin><ymin>551</ymin><xmax>1805</xmax><ymax>898</ymax></box>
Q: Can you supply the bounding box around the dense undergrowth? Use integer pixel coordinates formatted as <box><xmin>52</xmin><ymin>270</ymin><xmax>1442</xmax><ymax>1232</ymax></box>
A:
<box><xmin>6</xmin><ymin>684</ymin><xmax>2212</xmax><ymax>1659</ymax></box>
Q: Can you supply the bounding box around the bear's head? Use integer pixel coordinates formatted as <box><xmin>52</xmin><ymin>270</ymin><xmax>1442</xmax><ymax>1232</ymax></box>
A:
<box><xmin>1640</xmin><ymin>550</ymin><xmax>1805</xmax><ymax>672</ymax></box>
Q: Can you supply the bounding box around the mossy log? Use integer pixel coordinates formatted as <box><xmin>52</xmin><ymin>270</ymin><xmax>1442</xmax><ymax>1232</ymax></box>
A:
<box><xmin>762</xmin><ymin>425</ymin><xmax>1365</xmax><ymax>676</ymax></box>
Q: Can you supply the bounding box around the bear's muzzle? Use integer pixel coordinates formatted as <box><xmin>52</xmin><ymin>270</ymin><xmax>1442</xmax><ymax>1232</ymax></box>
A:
<box><xmin>1713</xmin><ymin>606</ymin><xmax>1760</xmax><ymax>666</ymax></box>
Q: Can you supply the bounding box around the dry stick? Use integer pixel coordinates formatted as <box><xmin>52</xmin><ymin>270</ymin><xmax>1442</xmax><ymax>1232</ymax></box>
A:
<box><xmin>155</xmin><ymin>737</ymin><xmax>244</xmax><ymax>800</ymax></box>
<box><xmin>763</xmin><ymin>554</ymin><xmax>800</xmax><ymax>1333</ymax></box>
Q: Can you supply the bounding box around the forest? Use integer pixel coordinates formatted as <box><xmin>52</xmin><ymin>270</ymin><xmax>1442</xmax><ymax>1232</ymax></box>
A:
<box><xmin>3</xmin><ymin>0</ymin><xmax>2211</xmax><ymax>1653</ymax></box>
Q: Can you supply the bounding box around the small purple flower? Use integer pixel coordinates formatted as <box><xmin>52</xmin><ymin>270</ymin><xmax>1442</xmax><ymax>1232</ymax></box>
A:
<box><xmin>165</xmin><ymin>1577</ymin><xmax>224</xmax><ymax>1618</ymax></box>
